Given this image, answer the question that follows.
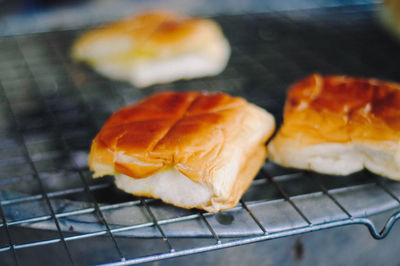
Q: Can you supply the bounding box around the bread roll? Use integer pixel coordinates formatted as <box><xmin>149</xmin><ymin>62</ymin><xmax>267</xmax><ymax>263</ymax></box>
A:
<box><xmin>89</xmin><ymin>91</ymin><xmax>275</xmax><ymax>212</ymax></box>
<box><xmin>268</xmin><ymin>74</ymin><xmax>400</xmax><ymax>180</ymax></box>
<box><xmin>72</xmin><ymin>11</ymin><xmax>231</xmax><ymax>88</ymax></box>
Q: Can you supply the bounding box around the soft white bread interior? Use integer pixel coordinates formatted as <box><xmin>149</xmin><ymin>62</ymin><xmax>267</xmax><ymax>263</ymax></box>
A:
<box><xmin>89</xmin><ymin>91</ymin><xmax>275</xmax><ymax>212</ymax></box>
<box><xmin>72</xmin><ymin>11</ymin><xmax>230</xmax><ymax>88</ymax></box>
<box><xmin>268</xmin><ymin>74</ymin><xmax>400</xmax><ymax>180</ymax></box>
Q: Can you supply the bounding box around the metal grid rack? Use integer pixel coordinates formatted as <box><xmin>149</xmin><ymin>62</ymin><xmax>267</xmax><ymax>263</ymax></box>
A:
<box><xmin>1</xmin><ymin>4</ymin><xmax>400</xmax><ymax>265</ymax></box>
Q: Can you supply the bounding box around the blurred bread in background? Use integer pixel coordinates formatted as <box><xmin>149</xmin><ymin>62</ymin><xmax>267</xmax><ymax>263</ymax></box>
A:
<box><xmin>72</xmin><ymin>10</ymin><xmax>231</xmax><ymax>88</ymax></box>
<box><xmin>377</xmin><ymin>0</ymin><xmax>400</xmax><ymax>39</ymax></box>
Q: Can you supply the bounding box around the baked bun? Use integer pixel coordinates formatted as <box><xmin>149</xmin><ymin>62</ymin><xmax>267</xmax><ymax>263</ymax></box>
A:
<box><xmin>89</xmin><ymin>91</ymin><xmax>275</xmax><ymax>212</ymax></box>
<box><xmin>72</xmin><ymin>11</ymin><xmax>231</xmax><ymax>88</ymax></box>
<box><xmin>377</xmin><ymin>0</ymin><xmax>400</xmax><ymax>39</ymax></box>
<box><xmin>268</xmin><ymin>74</ymin><xmax>400</xmax><ymax>180</ymax></box>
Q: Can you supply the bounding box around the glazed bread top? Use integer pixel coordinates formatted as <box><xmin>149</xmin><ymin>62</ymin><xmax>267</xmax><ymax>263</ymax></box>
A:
<box><xmin>281</xmin><ymin>73</ymin><xmax>400</xmax><ymax>147</ymax></box>
<box><xmin>89</xmin><ymin>91</ymin><xmax>275</xmax><ymax>185</ymax></box>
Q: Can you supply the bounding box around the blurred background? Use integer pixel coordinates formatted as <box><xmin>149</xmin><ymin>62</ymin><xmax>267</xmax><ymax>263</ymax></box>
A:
<box><xmin>0</xmin><ymin>0</ymin><xmax>381</xmax><ymax>35</ymax></box>
<box><xmin>1</xmin><ymin>0</ymin><xmax>400</xmax><ymax>265</ymax></box>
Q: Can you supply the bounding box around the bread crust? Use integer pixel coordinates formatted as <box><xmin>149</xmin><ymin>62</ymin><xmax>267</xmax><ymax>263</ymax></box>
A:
<box><xmin>89</xmin><ymin>91</ymin><xmax>275</xmax><ymax>212</ymax></box>
<box><xmin>268</xmin><ymin>74</ymin><xmax>400</xmax><ymax>180</ymax></box>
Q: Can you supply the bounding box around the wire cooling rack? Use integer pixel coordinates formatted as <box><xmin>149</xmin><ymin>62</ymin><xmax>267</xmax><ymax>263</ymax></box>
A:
<box><xmin>1</xmin><ymin>4</ymin><xmax>400</xmax><ymax>265</ymax></box>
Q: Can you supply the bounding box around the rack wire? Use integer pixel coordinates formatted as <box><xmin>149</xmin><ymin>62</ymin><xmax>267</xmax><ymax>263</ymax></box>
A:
<box><xmin>1</xmin><ymin>4</ymin><xmax>400</xmax><ymax>265</ymax></box>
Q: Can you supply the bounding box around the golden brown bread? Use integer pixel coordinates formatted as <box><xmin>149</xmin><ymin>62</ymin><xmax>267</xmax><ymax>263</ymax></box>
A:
<box><xmin>268</xmin><ymin>74</ymin><xmax>400</xmax><ymax>180</ymax></box>
<box><xmin>89</xmin><ymin>91</ymin><xmax>275</xmax><ymax>212</ymax></box>
<box><xmin>72</xmin><ymin>11</ymin><xmax>231</xmax><ymax>87</ymax></box>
